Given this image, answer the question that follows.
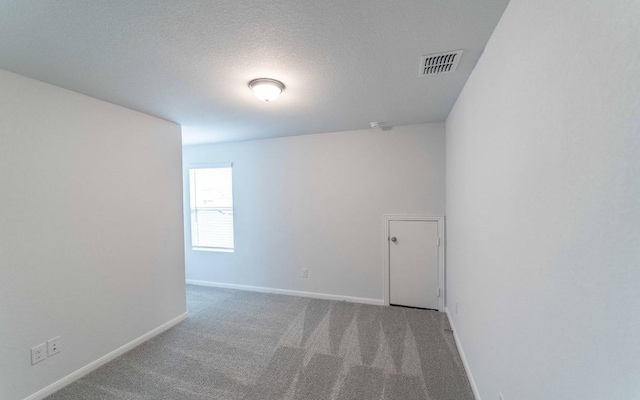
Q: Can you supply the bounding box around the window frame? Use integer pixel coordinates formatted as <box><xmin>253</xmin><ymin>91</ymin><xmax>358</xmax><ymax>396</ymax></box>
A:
<box><xmin>186</xmin><ymin>162</ymin><xmax>235</xmax><ymax>253</ymax></box>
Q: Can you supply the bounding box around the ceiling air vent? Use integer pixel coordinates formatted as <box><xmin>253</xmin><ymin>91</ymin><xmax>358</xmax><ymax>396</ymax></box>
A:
<box><xmin>419</xmin><ymin>50</ymin><xmax>463</xmax><ymax>76</ymax></box>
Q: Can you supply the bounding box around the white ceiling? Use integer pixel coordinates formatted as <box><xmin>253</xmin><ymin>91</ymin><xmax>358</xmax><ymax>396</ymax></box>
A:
<box><xmin>0</xmin><ymin>1</ymin><xmax>509</xmax><ymax>145</ymax></box>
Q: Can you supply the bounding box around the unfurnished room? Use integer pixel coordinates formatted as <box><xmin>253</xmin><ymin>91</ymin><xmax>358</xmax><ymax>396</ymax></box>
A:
<box><xmin>1</xmin><ymin>1</ymin><xmax>639</xmax><ymax>400</ymax></box>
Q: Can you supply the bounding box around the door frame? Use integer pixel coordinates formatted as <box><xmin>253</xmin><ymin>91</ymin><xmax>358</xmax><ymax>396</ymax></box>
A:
<box><xmin>383</xmin><ymin>215</ymin><xmax>445</xmax><ymax>311</ymax></box>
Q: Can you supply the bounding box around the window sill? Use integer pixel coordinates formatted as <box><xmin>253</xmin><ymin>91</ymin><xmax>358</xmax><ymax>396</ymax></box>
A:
<box><xmin>192</xmin><ymin>247</ymin><xmax>234</xmax><ymax>253</ymax></box>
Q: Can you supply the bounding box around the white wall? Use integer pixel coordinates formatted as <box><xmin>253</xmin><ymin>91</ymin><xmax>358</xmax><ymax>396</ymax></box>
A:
<box><xmin>0</xmin><ymin>70</ymin><xmax>186</xmax><ymax>400</ymax></box>
<box><xmin>183</xmin><ymin>123</ymin><xmax>445</xmax><ymax>302</ymax></box>
<box><xmin>446</xmin><ymin>1</ymin><xmax>640</xmax><ymax>399</ymax></box>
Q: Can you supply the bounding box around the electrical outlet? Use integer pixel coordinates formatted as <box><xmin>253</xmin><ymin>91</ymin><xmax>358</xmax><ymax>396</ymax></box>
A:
<box><xmin>301</xmin><ymin>268</ymin><xmax>308</xmax><ymax>278</ymax></box>
<box><xmin>47</xmin><ymin>336</ymin><xmax>61</xmax><ymax>357</ymax></box>
<box><xmin>31</xmin><ymin>343</ymin><xmax>47</xmax><ymax>365</ymax></box>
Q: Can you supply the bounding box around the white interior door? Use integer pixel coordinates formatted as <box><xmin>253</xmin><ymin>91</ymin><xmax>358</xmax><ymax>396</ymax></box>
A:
<box><xmin>389</xmin><ymin>220</ymin><xmax>439</xmax><ymax>309</ymax></box>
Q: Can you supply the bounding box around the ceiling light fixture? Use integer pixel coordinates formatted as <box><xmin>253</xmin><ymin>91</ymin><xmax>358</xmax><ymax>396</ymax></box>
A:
<box><xmin>248</xmin><ymin>78</ymin><xmax>285</xmax><ymax>102</ymax></box>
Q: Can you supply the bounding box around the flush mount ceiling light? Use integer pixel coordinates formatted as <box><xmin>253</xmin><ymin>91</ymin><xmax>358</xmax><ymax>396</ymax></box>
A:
<box><xmin>248</xmin><ymin>78</ymin><xmax>285</xmax><ymax>102</ymax></box>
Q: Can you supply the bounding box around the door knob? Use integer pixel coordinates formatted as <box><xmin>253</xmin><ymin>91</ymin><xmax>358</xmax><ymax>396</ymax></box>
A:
<box><xmin>390</xmin><ymin>237</ymin><xmax>397</xmax><ymax>243</ymax></box>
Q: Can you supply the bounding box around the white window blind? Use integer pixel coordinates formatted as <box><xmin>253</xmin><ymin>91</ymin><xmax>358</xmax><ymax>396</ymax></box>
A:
<box><xmin>189</xmin><ymin>166</ymin><xmax>234</xmax><ymax>251</ymax></box>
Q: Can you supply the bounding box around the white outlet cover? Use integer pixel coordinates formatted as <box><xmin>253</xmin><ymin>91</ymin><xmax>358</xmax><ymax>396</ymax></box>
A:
<box><xmin>47</xmin><ymin>336</ymin><xmax>61</xmax><ymax>356</ymax></box>
<box><xmin>31</xmin><ymin>343</ymin><xmax>46</xmax><ymax>365</ymax></box>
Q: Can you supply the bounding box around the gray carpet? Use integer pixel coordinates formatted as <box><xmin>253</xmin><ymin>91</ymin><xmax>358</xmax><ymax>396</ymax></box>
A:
<box><xmin>47</xmin><ymin>285</ymin><xmax>473</xmax><ymax>400</ymax></box>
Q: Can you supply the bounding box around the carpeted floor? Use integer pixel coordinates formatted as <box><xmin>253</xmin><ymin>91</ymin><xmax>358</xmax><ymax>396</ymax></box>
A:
<box><xmin>47</xmin><ymin>285</ymin><xmax>473</xmax><ymax>400</ymax></box>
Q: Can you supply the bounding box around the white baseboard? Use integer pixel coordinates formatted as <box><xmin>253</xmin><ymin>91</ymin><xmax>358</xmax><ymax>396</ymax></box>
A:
<box><xmin>24</xmin><ymin>312</ymin><xmax>188</xmax><ymax>400</ymax></box>
<box><xmin>445</xmin><ymin>307</ymin><xmax>481</xmax><ymax>400</ymax></box>
<box><xmin>186</xmin><ymin>279</ymin><xmax>385</xmax><ymax>306</ymax></box>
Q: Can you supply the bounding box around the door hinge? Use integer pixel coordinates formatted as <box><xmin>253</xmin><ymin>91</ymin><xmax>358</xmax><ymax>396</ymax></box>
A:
<box><xmin>437</xmin><ymin>238</ymin><xmax>441</xmax><ymax>247</ymax></box>
<box><xmin>438</xmin><ymin>288</ymin><xmax>441</xmax><ymax>297</ymax></box>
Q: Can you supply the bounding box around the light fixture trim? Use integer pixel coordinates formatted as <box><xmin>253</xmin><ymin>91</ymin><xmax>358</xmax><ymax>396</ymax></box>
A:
<box><xmin>248</xmin><ymin>78</ymin><xmax>285</xmax><ymax>102</ymax></box>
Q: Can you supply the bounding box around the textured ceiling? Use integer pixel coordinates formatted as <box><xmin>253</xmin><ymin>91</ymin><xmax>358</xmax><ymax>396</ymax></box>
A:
<box><xmin>0</xmin><ymin>1</ymin><xmax>509</xmax><ymax>144</ymax></box>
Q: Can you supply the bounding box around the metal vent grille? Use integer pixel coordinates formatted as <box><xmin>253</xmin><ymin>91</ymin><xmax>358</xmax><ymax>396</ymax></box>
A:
<box><xmin>419</xmin><ymin>50</ymin><xmax>463</xmax><ymax>76</ymax></box>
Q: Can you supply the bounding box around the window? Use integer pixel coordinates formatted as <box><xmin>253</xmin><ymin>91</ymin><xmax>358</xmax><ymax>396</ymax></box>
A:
<box><xmin>189</xmin><ymin>166</ymin><xmax>234</xmax><ymax>252</ymax></box>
